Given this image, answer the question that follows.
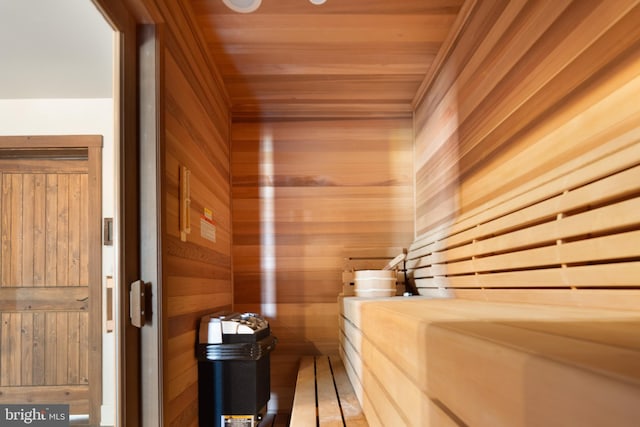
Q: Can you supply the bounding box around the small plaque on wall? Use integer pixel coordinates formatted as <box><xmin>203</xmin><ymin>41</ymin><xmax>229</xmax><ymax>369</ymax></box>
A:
<box><xmin>201</xmin><ymin>215</ymin><xmax>216</xmax><ymax>243</ymax></box>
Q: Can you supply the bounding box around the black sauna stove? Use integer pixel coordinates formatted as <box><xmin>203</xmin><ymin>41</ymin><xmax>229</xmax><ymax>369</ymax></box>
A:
<box><xmin>197</xmin><ymin>312</ymin><xmax>276</xmax><ymax>427</ymax></box>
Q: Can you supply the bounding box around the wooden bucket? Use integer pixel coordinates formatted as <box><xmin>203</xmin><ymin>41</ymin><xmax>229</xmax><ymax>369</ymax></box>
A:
<box><xmin>354</xmin><ymin>270</ymin><xmax>397</xmax><ymax>297</ymax></box>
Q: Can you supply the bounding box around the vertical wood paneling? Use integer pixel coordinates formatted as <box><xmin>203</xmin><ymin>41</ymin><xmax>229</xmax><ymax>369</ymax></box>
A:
<box><xmin>45</xmin><ymin>175</ymin><xmax>57</xmax><ymax>287</ymax></box>
<box><xmin>44</xmin><ymin>311</ymin><xmax>56</xmax><ymax>385</ymax></box>
<box><xmin>33</xmin><ymin>174</ymin><xmax>45</xmax><ymax>286</ymax></box>
<box><xmin>0</xmin><ymin>172</ymin><xmax>92</xmax><ymax>290</ymax></box>
<box><xmin>32</xmin><ymin>311</ymin><xmax>45</xmax><ymax>386</ymax></box>
<box><xmin>67</xmin><ymin>312</ymin><xmax>79</xmax><ymax>384</ymax></box>
<box><xmin>1</xmin><ymin>174</ymin><xmax>11</xmax><ymax>287</ymax></box>
<box><xmin>79</xmin><ymin>312</ymin><xmax>89</xmax><ymax>384</ymax></box>
<box><xmin>10</xmin><ymin>175</ymin><xmax>22</xmax><ymax>286</ymax></box>
<box><xmin>0</xmin><ymin>145</ymin><xmax>97</xmax><ymax>418</ymax></box>
<box><xmin>20</xmin><ymin>312</ymin><xmax>33</xmax><ymax>386</ymax></box>
<box><xmin>0</xmin><ymin>313</ymin><xmax>20</xmax><ymax>386</ymax></box>
<box><xmin>0</xmin><ymin>173</ymin><xmax>2</xmax><ymax>287</ymax></box>
<box><xmin>55</xmin><ymin>312</ymin><xmax>68</xmax><ymax>384</ymax></box>
<box><xmin>0</xmin><ymin>309</ymin><xmax>91</xmax><ymax>387</ymax></box>
<box><xmin>56</xmin><ymin>175</ymin><xmax>68</xmax><ymax>287</ymax></box>
<box><xmin>231</xmin><ymin>116</ymin><xmax>414</xmax><ymax>412</ymax></box>
<box><xmin>68</xmin><ymin>175</ymin><xmax>80</xmax><ymax>287</ymax></box>
<box><xmin>22</xmin><ymin>175</ymin><xmax>34</xmax><ymax>286</ymax></box>
<box><xmin>79</xmin><ymin>175</ymin><xmax>88</xmax><ymax>287</ymax></box>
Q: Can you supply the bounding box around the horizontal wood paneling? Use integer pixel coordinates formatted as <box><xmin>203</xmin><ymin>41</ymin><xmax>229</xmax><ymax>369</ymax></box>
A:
<box><xmin>120</xmin><ymin>1</ymin><xmax>640</xmax><ymax>424</ymax></box>
<box><xmin>404</xmin><ymin>5</ymin><xmax>640</xmax><ymax>424</ymax></box>
<box><xmin>0</xmin><ymin>385</ymin><xmax>89</xmax><ymax>413</ymax></box>
<box><xmin>414</xmin><ymin>0</ymin><xmax>640</xmax><ymax>233</ymax></box>
<box><xmin>192</xmin><ymin>0</ymin><xmax>463</xmax><ymax>116</ymax></box>
<box><xmin>0</xmin><ymin>288</ymin><xmax>88</xmax><ymax>311</ymax></box>
<box><xmin>411</xmin><ymin>1</ymin><xmax>640</xmax><ymax>307</ymax></box>
<box><xmin>154</xmin><ymin>1</ymin><xmax>232</xmax><ymax>425</ymax></box>
<box><xmin>231</xmin><ymin>117</ymin><xmax>414</xmax><ymax>412</ymax></box>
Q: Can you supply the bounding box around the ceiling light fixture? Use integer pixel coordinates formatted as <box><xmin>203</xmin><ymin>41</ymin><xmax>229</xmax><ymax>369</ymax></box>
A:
<box><xmin>222</xmin><ymin>0</ymin><xmax>262</xmax><ymax>13</ymax></box>
<box><xmin>222</xmin><ymin>0</ymin><xmax>326</xmax><ymax>13</ymax></box>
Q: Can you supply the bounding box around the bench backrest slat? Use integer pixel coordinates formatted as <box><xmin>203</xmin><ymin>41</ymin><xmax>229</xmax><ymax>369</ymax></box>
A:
<box><xmin>406</xmin><ymin>134</ymin><xmax>640</xmax><ymax>309</ymax></box>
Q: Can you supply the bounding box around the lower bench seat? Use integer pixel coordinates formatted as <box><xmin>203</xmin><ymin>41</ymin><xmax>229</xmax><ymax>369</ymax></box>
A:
<box><xmin>339</xmin><ymin>296</ymin><xmax>640</xmax><ymax>427</ymax></box>
<box><xmin>290</xmin><ymin>355</ymin><xmax>368</xmax><ymax>427</ymax></box>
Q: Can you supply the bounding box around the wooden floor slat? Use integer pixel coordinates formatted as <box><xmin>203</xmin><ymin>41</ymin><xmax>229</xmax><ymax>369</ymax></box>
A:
<box><xmin>329</xmin><ymin>357</ymin><xmax>368</xmax><ymax>427</ymax></box>
<box><xmin>290</xmin><ymin>356</ymin><xmax>368</xmax><ymax>426</ymax></box>
<box><xmin>316</xmin><ymin>356</ymin><xmax>343</xmax><ymax>427</ymax></box>
<box><xmin>289</xmin><ymin>356</ymin><xmax>317</xmax><ymax>426</ymax></box>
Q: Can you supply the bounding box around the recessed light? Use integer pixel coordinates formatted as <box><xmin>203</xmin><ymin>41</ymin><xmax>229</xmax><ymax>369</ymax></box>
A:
<box><xmin>222</xmin><ymin>0</ymin><xmax>262</xmax><ymax>13</ymax></box>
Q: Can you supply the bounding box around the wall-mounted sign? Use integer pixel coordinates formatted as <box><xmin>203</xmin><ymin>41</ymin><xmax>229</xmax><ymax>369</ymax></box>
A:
<box><xmin>201</xmin><ymin>208</ymin><xmax>216</xmax><ymax>243</ymax></box>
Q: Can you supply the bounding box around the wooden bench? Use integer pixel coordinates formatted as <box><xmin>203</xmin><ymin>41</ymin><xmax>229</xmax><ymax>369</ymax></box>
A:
<box><xmin>289</xmin><ymin>355</ymin><xmax>368</xmax><ymax>427</ymax></box>
<box><xmin>338</xmin><ymin>134</ymin><xmax>640</xmax><ymax>426</ymax></box>
<box><xmin>340</xmin><ymin>296</ymin><xmax>640</xmax><ymax>427</ymax></box>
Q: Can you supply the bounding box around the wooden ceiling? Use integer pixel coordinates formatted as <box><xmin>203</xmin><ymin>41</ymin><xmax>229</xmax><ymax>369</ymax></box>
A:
<box><xmin>190</xmin><ymin>0</ymin><xmax>465</xmax><ymax>117</ymax></box>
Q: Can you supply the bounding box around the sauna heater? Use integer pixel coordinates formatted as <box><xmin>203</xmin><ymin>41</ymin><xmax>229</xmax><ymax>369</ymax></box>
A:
<box><xmin>197</xmin><ymin>312</ymin><xmax>277</xmax><ymax>427</ymax></box>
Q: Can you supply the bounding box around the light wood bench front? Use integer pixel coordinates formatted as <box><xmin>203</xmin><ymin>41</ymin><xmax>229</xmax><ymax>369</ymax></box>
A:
<box><xmin>339</xmin><ymin>296</ymin><xmax>640</xmax><ymax>427</ymax></box>
<box><xmin>289</xmin><ymin>355</ymin><xmax>367</xmax><ymax>427</ymax></box>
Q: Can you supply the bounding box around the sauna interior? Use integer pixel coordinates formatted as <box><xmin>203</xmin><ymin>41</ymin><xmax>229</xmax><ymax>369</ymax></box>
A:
<box><xmin>5</xmin><ymin>0</ymin><xmax>640</xmax><ymax>426</ymax></box>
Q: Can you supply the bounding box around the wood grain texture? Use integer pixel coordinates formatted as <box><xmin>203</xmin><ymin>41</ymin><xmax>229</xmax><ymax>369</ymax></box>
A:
<box><xmin>411</xmin><ymin>1</ymin><xmax>640</xmax><ymax>307</ymax></box>
<box><xmin>0</xmin><ymin>140</ymin><xmax>100</xmax><ymax>419</ymax></box>
<box><xmin>289</xmin><ymin>357</ymin><xmax>317</xmax><ymax>426</ymax></box>
<box><xmin>331</xmin><ymin>356</ymin><xmax>368</xmax><ymax>427</ymax></box>
<box><xmin>191</xmin><ymin>0</ymin><xmax>463</xmax><ymax>116</ymax></box>
<box><xmin>83</xmin><ymin>0</ymin><xmax>640</xmax><ymax>424</ymax></box>
<box><xmin>290</xmin><ymin>356</ymin><xmax>367</xmax><ymax>426</ymax></box>
<box><xmin>341</xmin><ymin>296</ymin><xmax>640</xmax><ymax>427</ymax></box>
<box><xmin>414</xmin><ymin>0</ymin><xmax>640</xmax><ymax>232</ymax></box>
<box><xmin>151</xmin><ymin>1</ymin><xmax>233</xmax><ymax>425</ymax></box>
<box><xmin>231</xmin><ymin>117</ymin><xmax>414</xmax><ymax>412</ymax></box>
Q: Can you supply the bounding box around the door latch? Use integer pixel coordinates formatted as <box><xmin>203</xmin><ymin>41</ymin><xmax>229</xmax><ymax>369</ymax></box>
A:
<box><xmin>130</xmin><ymin>280</ymin><xmax>146</xmax><ymax>328</ymax></box>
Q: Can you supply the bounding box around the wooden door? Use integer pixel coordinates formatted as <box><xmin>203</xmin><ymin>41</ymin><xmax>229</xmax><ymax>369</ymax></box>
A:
<box><xmin>0</xmin><ymin>137</ymin><xmax>102</xmax><ymax>424</ymax></box>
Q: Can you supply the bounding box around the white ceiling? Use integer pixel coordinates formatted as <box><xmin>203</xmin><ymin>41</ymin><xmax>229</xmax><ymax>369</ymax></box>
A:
<box><xmin>0</xmin><ymin>0</ymin><xmax>113</xmax><ymax>99</ymax></box>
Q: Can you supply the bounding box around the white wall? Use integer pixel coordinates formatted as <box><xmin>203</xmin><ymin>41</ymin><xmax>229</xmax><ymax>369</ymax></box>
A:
<box><xmin>0</xmin><ymin>98</ymin><xmax>116</xmax><ymax>426</ymax></box>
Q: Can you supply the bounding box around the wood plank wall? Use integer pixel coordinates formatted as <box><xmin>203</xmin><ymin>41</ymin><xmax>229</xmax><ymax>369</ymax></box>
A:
<box><xmin>231</xmin><ymin>117</ymin><xmax>414</xmax><ymax>412</ymax></box>
<box><xmin>117</xmin><ymin>0</ymin><xmax>640</xmax><ymax>424</ymax></box>
<box><xmin>148</xmin><ymin>2</ymin><xmax>233</xmax><ymax>426</ymax></box>
<box><xmin>414</xmin><ymin>0</ymin><xmax>640</xmax><ymax>236</ymax></box>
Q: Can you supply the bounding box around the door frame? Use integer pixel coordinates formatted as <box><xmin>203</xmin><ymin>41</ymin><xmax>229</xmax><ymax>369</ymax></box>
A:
<box><xmin>90</xmin><ymin>2</ymin><xmax>142</xmax><ymax>425</ymax></box>
<box><xmin>0</xmin><ymin>135</ymin><xmax>103</xmax><ymax>423</ymax></box>
<box><xmin>92</xmin><ymin>1</ymin><xmax>164</xmax><ymax>426</ymax></box>
<box><xmin>97</xmin><ymin>5</ymin><xmax>142</xmax><ymax>425</ymax></box>
<box><xmin>138</xmin><ymin>23</ymin><xmax>166</xmax><ymax>427</ymax></box>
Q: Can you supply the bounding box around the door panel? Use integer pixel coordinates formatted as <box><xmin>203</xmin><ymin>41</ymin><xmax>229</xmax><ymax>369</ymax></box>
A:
<box><xmin>0</xmin><ymin>145</ymin><xmax>100</xmax><ymax>424</ymax></box>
